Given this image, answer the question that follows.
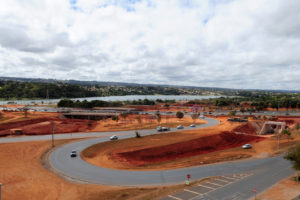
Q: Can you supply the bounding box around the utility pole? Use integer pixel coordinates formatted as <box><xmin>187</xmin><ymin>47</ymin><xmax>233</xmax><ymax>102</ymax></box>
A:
<box><xmin>51</xmin><ymin>121</ymin><xmax>55</xmax><ymax>148</ymax></box>
<box><xmin>276</xmin><ymin>130</ymin><xmax>280</xmax><ymax>152</ymax></box>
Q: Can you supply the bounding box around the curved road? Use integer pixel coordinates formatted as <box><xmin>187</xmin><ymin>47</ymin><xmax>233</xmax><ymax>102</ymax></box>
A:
<box><xmin>49</xmin><ymin>117</ymin><xmax>294</xmax><ymax>188</ymax></box>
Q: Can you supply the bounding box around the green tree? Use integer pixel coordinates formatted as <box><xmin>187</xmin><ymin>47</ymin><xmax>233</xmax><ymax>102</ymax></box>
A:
<box><xmin>240</xmin><ymin>107</ymin><xmax>245</xmax><ymax>113</ymax></box>
<box><xmin>176</xmin><ymin>111</ymin><xmax>184</xmax><ymax>120</ymax></box>
<box><xmin>228</xmin><ymin>110</ymin><xmax>237</xmax><ymax>117</ymax></box>
<box><xmin>112</xmin><ymin>115</ymin><xmax>119</xmax><ymax>123</ymax></box>
<box><xmin>284</xmin><ymin>144</ymin><xmax>300</xmax><ymax>170</ymax></box>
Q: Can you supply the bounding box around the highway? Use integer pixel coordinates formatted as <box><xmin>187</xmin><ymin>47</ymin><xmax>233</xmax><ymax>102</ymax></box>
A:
<box><xmin>0</xmin><ymin>117</ymin><xmax>219</xmax><ymax>144</ymax></box>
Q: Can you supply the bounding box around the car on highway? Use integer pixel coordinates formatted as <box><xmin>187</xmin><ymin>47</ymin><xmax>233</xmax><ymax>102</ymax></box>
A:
<box><xmin>190</xmin><ymin>124</ymin><xmax>196</xmax><ymax>127</ymax></box>
<box><xmin>177</xmin><ymin>125</ymin><xmax>184</xmax><ymax>129</ymax></box>
<box><xmin>162</xmin><ymin>127</ymin><xmax>170</xmax><ymax>131</ymax></box>
<box><xmin>110</xmin><ymin>135</ymin><xmax>118</xmax><ymax>140</ymax></box>
<box><xmin>70</xmin><ymin>150</ymin><xmax>77</xmax><ymax>157</ymax></box>
<box><xmin>157</xmin><ymin>126</ymin><xmax>170</xmax><ymax>131</ymax></box>
<box><xmin>242</xmin><ymin>144</ymin><xmax>252</xmax><ymax>149</ymax></box>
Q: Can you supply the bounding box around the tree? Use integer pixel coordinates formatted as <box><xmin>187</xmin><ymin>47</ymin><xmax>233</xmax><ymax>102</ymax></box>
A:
<box><xmin>240</xmin><ymin>107</ymin><xmax>245</xmax><ymax>113</ymax></box>
<box><xmin>284</xmin><ymin>144</ymin><xmax>300</xmax><ymax>170</ymax></box>
<box><xmin>112</xmin><ymin>115</ymin><xmax>119</xmax><ymax>123</ymax></box>
<box><xmin>228</xmin><ymin>110</ymin><xmax>237</xmax><ymax>117</ymax></box>
<box><xmin>176</xmin><ymin>111</ymin><xmax>184</xmax><ymax>120</ymax></box>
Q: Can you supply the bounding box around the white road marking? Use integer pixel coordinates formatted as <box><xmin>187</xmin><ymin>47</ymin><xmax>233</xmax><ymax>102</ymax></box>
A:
<box><xmin>206</xmin><ymin>181</ymin><xmax>223</xmax><ymax>187</ymax></box>
<box><xmin>222</xmin><ymin>176</ymin><xmax>239</xmax><ymax>181</ymax></box>
<box><xmin>168</xmin><ymin>195</ymin><xmax>182</xmax><ymax>200</ymax></box>
<box><xmin>215</xmin><ymin>178</ymin><xmax>230</xmax><ymax>183</ymax></box>
<box><xmin>184</xmin><ymin>189</ymin><xmax>201</xmax><ymax>195</ymax></box>
<box><xmin>198</xmin><ymin>184</ymin><xmax>216</xmax><ymax>190</ymax></box>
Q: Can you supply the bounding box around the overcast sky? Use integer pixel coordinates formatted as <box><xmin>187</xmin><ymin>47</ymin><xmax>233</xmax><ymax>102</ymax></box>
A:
<box><xmin>1</xmin><ymin>0</ymin><xmax>300</xmax><ymax>90</ymax></box>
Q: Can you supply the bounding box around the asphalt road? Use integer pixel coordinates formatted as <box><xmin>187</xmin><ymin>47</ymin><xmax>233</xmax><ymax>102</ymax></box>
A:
<box><xmin>48</xmin><ymin>117</ymin><xmax>294</xmax><ymax>189</ymax></box>
<box><xmin>161</xmin><ymin>156</ymin><xmax>295</xmax><ymax>200</ymax></box>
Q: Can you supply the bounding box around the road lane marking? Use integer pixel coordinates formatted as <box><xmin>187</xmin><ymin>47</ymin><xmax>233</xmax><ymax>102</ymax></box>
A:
<box><xmin>215</xmin><ymin>178</ymin><xmax>230</xmax><ymax>183</ymax></box>
<box><xmin>206</xmin><ymin>181</ymin><xmax>223</xmax><ymax>187</ymax></box>
<box><xmin>168</xmin><ymin>195</ymin><xmax>182</xmax><ymax>200</ymax></box>
<box><xmin>221</xmin><ymin>176</ymin><xmax>238</xmax><ymax>181</ymax></box>
<box><xmin>198</xmin><ymin>184</ymin><xmax>215</xmax><ymax>190</ymax></box>
<box><xmin>184</xmin><ymin>189</ymin><xmax>201</xmax><ymax>195</ymax></box>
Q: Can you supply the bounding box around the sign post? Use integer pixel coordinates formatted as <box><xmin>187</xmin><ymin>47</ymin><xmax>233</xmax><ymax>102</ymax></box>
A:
<box><xmin>51</xmin><ymin>121</ymin><xmax>55</xmax><ymax>148</ymax></box>
<box><xmin>186</xmin><ymin>174</ymin><xmax>191</xmax><ymax>185</ymax></box>
<box><xmin>254</xmin><ymin>188</ymin><xmax>257</xmax><ymax>200</ymax></box>
<box><xmin>0</xmin><ymin>183</ymin><xmax>2</xmax><ymax>200</ymax></box>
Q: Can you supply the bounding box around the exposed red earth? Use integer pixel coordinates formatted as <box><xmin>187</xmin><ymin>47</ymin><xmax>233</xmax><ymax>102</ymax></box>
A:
<box><xmin>115</xmin><ymin>132</ymin><xmax>264</xmax><ymax>166</ymax></box>
<box><xmin>0</xmin><ymin>117</ymin><xmax>95</xmax><ymax>136</ymax></box>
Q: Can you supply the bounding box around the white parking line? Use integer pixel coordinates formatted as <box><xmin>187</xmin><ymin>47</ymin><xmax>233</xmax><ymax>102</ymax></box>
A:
<box><xmin>198</xmin><ymin>184</ymin><xmax>216</xmax><ymax>190</ymax></box>
<box><xmin>215</xmin><ymin>178</ymin><xmax>230</xmax><ymax>183</ymax></box>
<box><xmin>206</xmin><ymin>181</ymin><xmax>223</xmax><ymax>187</ymax></box>
<box><xmin>184</xmin><ymin>189</ymin><xmax>201</xmax><ymax>195</ymax></box>
<box><xmin>222</xmin><ymin>176</ymin><xmax>239</xmax><ymax>181</ymax></box>
<box><xmin>168</xmin><ymin>195</ymin><xmax>182</xmax><ymax>200</ymax></box>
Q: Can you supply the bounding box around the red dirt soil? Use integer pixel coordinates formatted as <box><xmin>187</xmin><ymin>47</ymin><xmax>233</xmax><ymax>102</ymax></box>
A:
<box><xmin>0</xmin><ymin>117</ymin><xmax>95</xmax><ymax>136</ymax></box>
<box><xmin>233</xmin><ymin>122</ymin><xmax>258</xmax><ymax>135</ymax></box>
<box><xmin>115</xmin><ymin>132</ymin><xmax>264</xmax><ymax>166</ymax></box>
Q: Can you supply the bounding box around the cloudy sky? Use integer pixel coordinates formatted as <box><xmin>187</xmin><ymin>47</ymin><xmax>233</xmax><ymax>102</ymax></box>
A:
<box><xmin>1</xmin><ymin>0</ymin><xmax>300</xmax><ymax>90</ymax></box>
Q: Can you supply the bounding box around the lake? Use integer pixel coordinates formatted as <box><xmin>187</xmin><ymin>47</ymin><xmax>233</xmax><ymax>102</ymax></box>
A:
<box><xmin>0</xmin><ymin>95</ymin><xmax>222</xmax><ymax>105</ymax></box>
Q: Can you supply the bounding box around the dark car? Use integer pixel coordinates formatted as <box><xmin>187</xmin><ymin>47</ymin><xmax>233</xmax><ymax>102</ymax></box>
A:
<box><xmin>70</xmin><ymin>150</ymin><xmax>77</xmax><ymax>157</ymax></box>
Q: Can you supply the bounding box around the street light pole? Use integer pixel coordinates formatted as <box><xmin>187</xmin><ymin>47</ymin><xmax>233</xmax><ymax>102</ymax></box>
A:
<box><xmin>0</xmin><ymin>183</ymin><xmax>2</xmax><ymax>200</ymax></box>
<box><xmin>51</xmin><ymin>121</ymin><xmax>55</xmax><ymax>148</ymax></box>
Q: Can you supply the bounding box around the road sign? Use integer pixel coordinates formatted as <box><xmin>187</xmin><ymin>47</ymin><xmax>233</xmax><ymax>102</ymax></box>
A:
<box><xmin>187</xmin><ymin>174</ymin><xmax>191</xmax><ymax>179</ymax></box>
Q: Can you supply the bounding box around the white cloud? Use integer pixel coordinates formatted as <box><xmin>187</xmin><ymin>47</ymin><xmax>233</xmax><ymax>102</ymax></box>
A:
<box><xmin>0</xmin><ymin>0</ymin><xmax>300</xmax><ymax>90</ymax></box>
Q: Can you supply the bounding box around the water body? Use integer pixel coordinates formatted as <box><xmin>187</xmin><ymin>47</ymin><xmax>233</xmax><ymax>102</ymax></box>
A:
<box><xmin>0</xmin><ymin>95</ymin><xmax>222</xmax><ymax>105</ymax></box>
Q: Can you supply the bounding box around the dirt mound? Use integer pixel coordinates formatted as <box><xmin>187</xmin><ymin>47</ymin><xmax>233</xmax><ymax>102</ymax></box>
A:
<box><xmin>0</xmin><ymin>117</ymin><xmax>95</xmax><ymax>136</ymax></box>
<box><xmin>233</xmin><ymin>122</ymin><xmax>261</xmax><ymax>135</ymax></box>
<box><xmin>115</xmin><ymin>132</ymin><xmax>263</xmax><ymax>166</ymax></box>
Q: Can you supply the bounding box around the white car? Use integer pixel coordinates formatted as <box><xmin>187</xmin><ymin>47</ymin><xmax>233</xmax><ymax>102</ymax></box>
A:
<box><xmin>110</xmin><ymin>135</ymin><xmax>118</xmax><ymax>140</ymax></box>
<box><xmin>242</xmin><ymin>144</ymin><xmax>252</xmax><ymax>149</ymax></box>
<box><xmin>177</xmin><ymin>125</ymin><xmax>184</xmax><ymax>129</ymax></box>
<box><xmin>190</xmin><ymin>124</ymin><xmax>196</xmax><ymax>127</ymax></box>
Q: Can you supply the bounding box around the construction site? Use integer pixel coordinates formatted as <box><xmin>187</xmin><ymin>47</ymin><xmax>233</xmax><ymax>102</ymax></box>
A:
<box><xmin>0</xmin><ymin>104</ymin><xmax>300</xmax><ymax>200</ymax></box>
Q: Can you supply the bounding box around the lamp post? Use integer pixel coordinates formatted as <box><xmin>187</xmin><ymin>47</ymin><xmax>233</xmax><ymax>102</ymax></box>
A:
<box><xmin>0</xmin><ymin>183</ymin><xmax>2</xmax><ymax>200</ymax></box>
<box><xmin>51</xmin><ymin>121</ymin><xmax>55</xmax><ymax>148</ymax></box>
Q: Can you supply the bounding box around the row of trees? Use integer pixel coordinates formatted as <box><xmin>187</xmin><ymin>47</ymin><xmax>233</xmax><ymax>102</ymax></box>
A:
<box><xmin>198</xmin><ymin>96</ymin><xmax>300</xmax><ymax>111</ymax></box>
<box><xmin>0</xmin><ymin>81</ymin><xmax>96</xmax><ymax>99</ymax></box>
